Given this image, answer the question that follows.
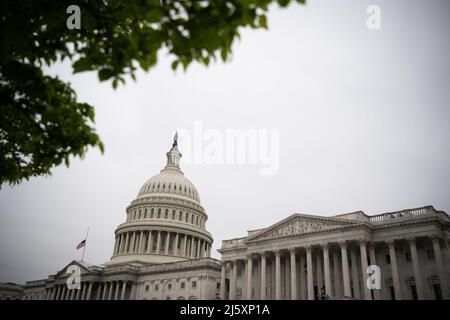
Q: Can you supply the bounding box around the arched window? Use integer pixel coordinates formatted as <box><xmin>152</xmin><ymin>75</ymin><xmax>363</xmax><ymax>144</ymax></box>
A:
<box><xmin>185</xmin><ymin>213</ymin><xmax>189</xmax><ymax>222</ymax></box>
<box><xmin>191</xmin><ymin>215</ymin><xmax>194</xmax><ymax>224</ymax></box>
<box><xmin>165</xmin><ymin>209</ymin><xmax>168</xmax><ymax>219</ymax></box>
<box><xmin>158</xmin><ymin>208</ymin><xmax>161</xmax><ymax>218</ymax></box>
<box><xmin>179</xmin><ymin>211</ymin><xmax>182</xmax><ymax>221</ymax></box>
<box><xmin>151</xmin><ymin>208</ymin><xmax>154</xmax><ymax>218</ymax></box>
<box><xmin>172</xmin><ymin>210</ymin><xmax>176</xmax><ymax>220</ymax></box>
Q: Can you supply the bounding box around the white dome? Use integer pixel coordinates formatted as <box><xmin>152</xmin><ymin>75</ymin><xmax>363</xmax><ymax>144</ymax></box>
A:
<box><xmin>137</xmin><ymin>168</ymin><xmax>201</xmax><ymax>203</ymax></box>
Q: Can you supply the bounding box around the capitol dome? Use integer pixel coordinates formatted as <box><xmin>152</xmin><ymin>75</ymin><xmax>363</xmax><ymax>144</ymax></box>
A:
<box><xmin>108</xmin><ymin>133</ymin><xmax>213</xmax><ymax>265</ymax></box>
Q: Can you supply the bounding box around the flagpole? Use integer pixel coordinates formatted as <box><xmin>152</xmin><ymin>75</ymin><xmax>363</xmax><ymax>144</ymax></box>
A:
<box><xmin>81</xmin><ymin>227</ymin><xmax>89</xmax><ymax>262</ymax></box>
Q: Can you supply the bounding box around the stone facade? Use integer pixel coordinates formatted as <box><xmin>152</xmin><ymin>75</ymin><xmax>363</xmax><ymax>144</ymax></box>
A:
<box><xmin>0</xmin><ymin>283</ymin><xmax>23</xmax><ymax>300</ymax></box>
<box><xmin>21</xmin><ymin>135</ymin><xmax>221</xmax><ymax>300</ymax></box>
<box><xmin>219</xmin><ymin>206</ymin><xmax>450</xmax><ymax>300</ymax></box>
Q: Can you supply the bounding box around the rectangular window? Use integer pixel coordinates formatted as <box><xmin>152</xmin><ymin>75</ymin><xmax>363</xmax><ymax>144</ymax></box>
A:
<box><xmin>181</xmin><ymin>282</ymin><xmax>185</xmax><ymax>289</ymax></box>
<box><xmin>192</xmin><ymin>281</ymin><xmax>197</xmax><ymax>288</ymax></box>
<box><xmin>145</xmin><ymin>285</ymin><xmax>149</xmax><ymax>292</ymax></box>
<box><xmin>155</xmin><ymin>284</ymin><xmax>159</xmax><ymax>291</ymax></box>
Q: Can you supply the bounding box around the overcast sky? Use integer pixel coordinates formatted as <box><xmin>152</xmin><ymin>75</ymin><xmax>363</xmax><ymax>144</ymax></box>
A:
<box><xmin>1</xmin><ymin>0</ymin><xmax>449</xmax><ymax>284</ymax></box>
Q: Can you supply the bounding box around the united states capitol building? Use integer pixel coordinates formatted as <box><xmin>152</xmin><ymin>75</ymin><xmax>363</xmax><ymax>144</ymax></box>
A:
<box><xmin>15</xmin><ymin>136</ymin><xmax>450</xmax><ymax>300</ymax></box>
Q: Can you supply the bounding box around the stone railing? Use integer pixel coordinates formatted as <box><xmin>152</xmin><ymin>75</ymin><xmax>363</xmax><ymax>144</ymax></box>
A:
<box><xmin>368</xmin><ymin>206</ymin><xmax>449</xmax><ymax>224</ymax></box>
<box><xmin>221</xmin><ymin>237</ymin><xmax>246</xmax><ymax>249</ymax></box>
<box><xmin>139</xmin><ymin>257</ymin><xmax>221</xmax><ymax>274</ymax></box>
<box><xmin>103</xmin><ymin>265</ymin><xmax>139</xmax><ymax>274</ymax></box>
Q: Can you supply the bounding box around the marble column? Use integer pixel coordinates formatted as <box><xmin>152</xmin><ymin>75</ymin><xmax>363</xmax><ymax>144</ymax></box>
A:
<box><xmin>299</xmin><ymin>250</ymin><xmax>307</xmax><ymax>300</ymax></box>
<box><xmin>101</xmin><ymin>283</ymin><xmax>108</xmax><ymax>300</ymax></box>
<box><xmin>174</xmin><ymin>233</ymin><xmax>179</xmax><ymax>255</ymax></box>
<box><xmin>55</xmin><ymin>286</ymin><xmax>61</xmax><ymax>300</ymax></box>
<box><xmin>96</xmin><ymin>283</ymin><xmax>103</xmax><ymax>300</ymax></box>
<box><xmin>113</xmin><ymin>281</ymin><xmax>119</xmax><ymax>300</ymax></box>
<box><xmin>321</xmin><ymin>244</ymin><xmax>332</xmax><ymax>297</ymax></box>
<box><xmin>80</xmin><ymin>283</ymin><xmax>86</xmax><ymax>300</ymax></box>
<box><xmin>156</xmin><ymin>231</ymin><xmax>161</xmax><ymax>254</ymax></box>
<box><xmin>196</xmin><ymin>239</ymin><xmax>201</xmax><ymax>259</ymax></box>
<box><xmin>108</xmin><ymin>282</ymin><xmax>114</xmax><ymax>300</ymax></box>
<box><xmin>275</xmin><ymin>250</ymin><xmax>281</xmax><ymax>300</ymax></box>
<box><xmin>220</xmin><ymin>263</ymin><xmax>227</xmax><ymax>300</ymax></box>
<box><xmin>139</xmin><ymin>231</ymin><xmax>144</xmax><ymax>253</ymax></box>
<box><xmin>289</xmin><ymin>248</ymin><xmax>297</xmax><ymax>300</ymax></box>
<box><xmin>332</xmin><ymin>250</ymin><xmax>342</xmax><ymax>298</ymax></box>
<box><xmin>408</xmin><ymin>237</ymin><xmax>425</xmax><ymax>299</ymax></box>
<box><xmin>230</xmin><ymin>260</ymin><xmax>238</xmax><ymax>299</ymax></box>
<box><xmin>339</xmin><ymin>241</ymin><xmax>351</xmax><ymax>298</ymax></box>
<box><xmin>165</xmin><ymin>232</ymin><xmax>170</xmax><ymax>254</ymax></box>
<box><xmin>260</xmin><ymin>252</ymin><xmax>267</xmax><ymax>300</ymax></box>
<box><xmin>130</xmin><ymin>232</ymin><xmax>136</xmax><ymax>253</ymax></box>
<box><xmin>386</xmin><ymin>240</ymin><xmax>402</xmax><ymax>300</ymax></box>
<box><xmin>359</xmin><ymin>240</ymin><xmax>371</xmax><ymax>300</ymax></box>
<box><xmin>431</xmin><ymin>236</ymin><xmax>448</xmax><ymax>299</ymax></box>
<box><xmin>86</xmin><ymin>282</ymin><xmax>93</xmax><ymax>300</ymax></box>
<box><xmin>121</xmin><ymin>281</ymin><xmax>127</xmax><ymax>300</ymax></box>
<box><xmin>246</xmin><ymin>254</ymin><xmax>253</xmax><ymax>299</ymax></box>
<box><xmin>147</xmin><ymin>231</ymin><xmax>153</xmax><ymax>253</ymax></box>
<box><xmin>350</xmin><ymin>247</ymin><xmax>360</xmax><ymax>299</ymax></box>
<box><xmin>368</xmin><ymin>242</ymin><xmax>381</xmax><ymax>300</ymax></box>
<box><xmin>316</xmin><ymin>251</ymin><xmax>323</xmax><ymax>297</ymax></box>
<box><xmin>190</xmin><ymin>237</ymin><xmax>195</xmax><ymax>258</ymax></box>
<box><xmin>182</xmin><ymin>234</ymin><xmax>187</xmax><ymax>257</ymax></box>
<box><xmin>306</xmin><ymin>246</ymin><xmax>314</xmax><ymax>300</ymax></box>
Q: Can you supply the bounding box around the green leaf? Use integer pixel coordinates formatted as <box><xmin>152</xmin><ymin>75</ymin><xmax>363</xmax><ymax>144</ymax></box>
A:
<box><xmin>259</xmin><ymin>15</ymin><xmax>268</xmax><ymax>29</ymax></box>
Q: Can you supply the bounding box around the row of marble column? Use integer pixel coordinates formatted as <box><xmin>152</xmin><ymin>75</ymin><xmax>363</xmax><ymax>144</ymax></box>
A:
<box><xmin>113</xmin><ymin>230</ymin><xmax>211</xmax><ymax>259</ymax></box>
<box><xmin>34</xmin><ymin>281</ymin><xmax>131</xmax><ymax>300</ymax></box>
<box><xmin>220</xmin><ymin>236</ymin><xmax>448</xmax><ymax>300</ymax></box>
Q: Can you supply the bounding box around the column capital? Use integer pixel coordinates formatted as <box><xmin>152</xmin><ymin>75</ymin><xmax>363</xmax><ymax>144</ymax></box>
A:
<box><xmin>304</xmin><ymin>245</ymin><xmax>312</xmax><ymax>252</ymax></box>
<box><xmin>288</xmin><ymin>247</ymin><xmax>296</xmax><ymax>253</ymax></box>
<box><xmin>259</xmin><ymin>251</ymin><xmax>267</xmax><ymax>257</ymax></box>
<box><xmin>338</xmin><ymin>240</ymin><xmax>347</xmax><ymax>248</ymax></box>
<box><xmin>385</xmin><ymin>239</ymin><xmax>396</xmax><ymax>247</ymax></box>
<box><xmin>357</xmin><ymin>237</ymin><xmax>369</xmax><ymax>245</ymax></box>
<box><xmin>430</xmin><ymin>234</ymin><xmax>441</xmax><ymax>243</ymax></box>
<box><xmin>406</xmin><ymin>237</ymin><xmax>417</xmax><ymax>245</ymax></box>
<box><xmin>246</xmin><ymin>253</ymin><xmax>254</xmax><ymax>259</ymax></box>
<box><xmin>273</xmin><ymin>249</ymin><xmax>281</xmax><ymax>256</ymax></box>
<box><xmin>320</xmin><ymin>242</ymin><xmax>329</xmax><ymax>249</ymax></box>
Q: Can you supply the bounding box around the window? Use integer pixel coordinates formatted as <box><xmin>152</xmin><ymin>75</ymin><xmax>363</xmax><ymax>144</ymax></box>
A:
<box><xmin>217</xmin><ymin>283</ymin><xmax>220</xmax><ymax>289</ymax></box>
<box><xmin>165</xmin><ymin>209</ymin><xmax>169</xmax><ymax>219</ymax></box>
<box><xmin>168</xmin><ymin>283</ymin><xmax>172</xmax><ymax>290</ymax></box>
<box><xmin>185</xmin><ymin>213</ymin><xmax>189</xmax><ymax>222</ymax></box>
<box><xmin>180</xmin><ymin>282</ymin><xmax>185</xmax><ymax>289</ymax></box>
<box><xmin>386</xmin><ymin>254</ymin><xmax>391</xmax><ymax>264</ymax></box>
<box><xmin>155</xmin><ymin>284</ymin><xmax>159</xmax><ymax>291</ymax></box>
<box><xmin>172</xmin><ymin>210</ymin><xmax>176</xmax><ymax>220</ymax></box>
<box><xmin>406</xmin><ymin>252</ymin><xmax>412</xmax><ymax>262</ymax></box>
<box><xmin>179</xmin><ymin>211</ymin><xmax>182</xmax><ymax>221</ymax></box>
<box><xmin>192</xmin><ymin>281</ymin><xmax>197</xmax><ymax>288</ymax></box>
<box><xmin>145</xmin><ymin>285</ymin><xmax>149</xmax><ymax>292</ymax></box>
<box><xmin>427</xmin><ymin>250</ymin><xmax>435</xmax><ymax>260</ymax></box>
<box><xmin>151</xmin><ymin>208</ymin><xmax>154</xmax><ymax>218</ymax></box>
<box><xmin>158</xmin><ymin>208</ymin><xmax>161</xmax><ymax>218</ymax></box>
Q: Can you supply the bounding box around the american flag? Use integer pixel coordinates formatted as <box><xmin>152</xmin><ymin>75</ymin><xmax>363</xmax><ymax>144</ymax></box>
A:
<box><xmin>76</xmin><ymin>239</ymin><xmax>86</xmax><ymax>250</ymax></box>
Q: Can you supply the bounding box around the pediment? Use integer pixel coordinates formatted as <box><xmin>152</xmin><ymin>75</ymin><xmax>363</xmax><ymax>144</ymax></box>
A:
<box><xmin>54</xmin><ymin>260</ymin><xmax>97</xmax><ymax>279</ymax></box>
<box><xmin>245</xmin><ymin>214</ymin><xmax>360</xmax><ymax>242</ymax></box>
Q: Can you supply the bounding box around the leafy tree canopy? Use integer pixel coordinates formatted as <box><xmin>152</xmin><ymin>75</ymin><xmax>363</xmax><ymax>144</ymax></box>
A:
<box><xmin>0</xmin><ymin>0</ymin><xmax>305</xmax><ymax>186</ymax></box>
